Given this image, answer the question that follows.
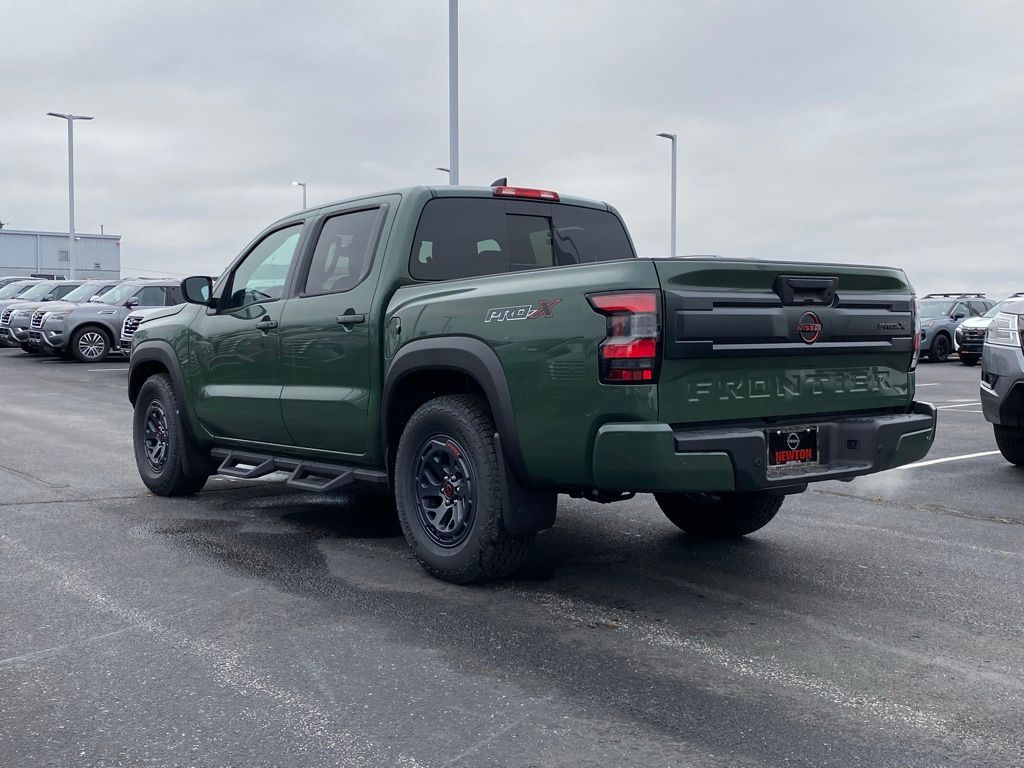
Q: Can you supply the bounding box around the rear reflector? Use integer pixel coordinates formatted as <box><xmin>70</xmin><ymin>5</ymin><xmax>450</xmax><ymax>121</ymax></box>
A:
<box><xmin>492</xmin><ymin>186</ymin><xmax>560</xmax><ymax>202</ymax></box>
<box><xmin>587</xmin><ymin>290</ymin><xmax>660</xmax><ymax>385</ymax></box>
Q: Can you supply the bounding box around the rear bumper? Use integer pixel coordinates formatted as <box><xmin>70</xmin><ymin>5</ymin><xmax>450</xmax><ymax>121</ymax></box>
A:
<box><xmin>592</xmin><ymin>402</ymin><xmax>937</xmax><ymax>494</ymax></box>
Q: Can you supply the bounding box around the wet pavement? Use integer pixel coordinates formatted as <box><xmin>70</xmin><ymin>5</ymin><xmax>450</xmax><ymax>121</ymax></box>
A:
<box><xmin>1</xmin><ymin>349</ymin><xmax>1021</xmax><ymax>767</ymax></box>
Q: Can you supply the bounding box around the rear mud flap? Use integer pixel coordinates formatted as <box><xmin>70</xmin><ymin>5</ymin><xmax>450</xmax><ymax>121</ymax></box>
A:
<box><xmin>495</xmin><ymin>433</ymin><xmax>556</xmax><ymax>535</ymax></box>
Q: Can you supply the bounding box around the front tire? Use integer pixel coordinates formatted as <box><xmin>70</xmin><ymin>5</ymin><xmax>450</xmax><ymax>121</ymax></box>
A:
<box><xmin>994</xmin><ymin>425</ymin><xmax>1024</xmax><ymax>467</ymax></box>
<box><xmin>959</xmin><ymin>353</ymin><xmax>980</xmax><ymax>366</ymax></box>
<box><xmin>70</xmin><ymin>326</ymin><xmax>111</xmax><ymax>363</ymax></box>
<box><xmin>928</xmin><ymin>333</ymin><xmax>951</xmax><ymax>363</ymax></box>
<box><xmin>395</xmin><ymin>394</ymin><xmax>534</xmax><ymax>583</ymax></box>
<box><xmin>133</xmin><ymin>374</ymin><xmax>209</xmax><ymax>496</ymax></box>
<box><xmin>20</xmin><ymin>342</ymin><xmax>41</xmax><ymax>355</ymax></box>
<box><xmin>655</xmin><ymin>491</ymin><xmax>784</xmax><ymax>538</ymax></box>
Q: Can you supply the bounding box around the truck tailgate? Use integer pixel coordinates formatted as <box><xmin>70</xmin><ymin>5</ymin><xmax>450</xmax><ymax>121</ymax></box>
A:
<box><xmin>654</xmin><ymin>259</ymin><xmax>916</xmax><ymax>425</ymax></box>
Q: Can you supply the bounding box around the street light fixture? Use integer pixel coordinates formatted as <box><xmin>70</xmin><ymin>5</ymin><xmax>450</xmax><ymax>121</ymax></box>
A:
<box><xmin>656</xmin><ymin>132</ymin><xmax>678</xmax><ymax>258</ymax></box>
<box><xmin>435</xmin><ymin>167</ymin><xmax>451</xmax><ymax>177</ymax></box>
<box><xmin>291</xmin><ymin>180</ymin><xmax>307</xmax><ymax>209</ymax></box>
<box><xmin>47</xmin><ymin>112</ymin><xmax>94</xmax><ymax>280</ymax></box>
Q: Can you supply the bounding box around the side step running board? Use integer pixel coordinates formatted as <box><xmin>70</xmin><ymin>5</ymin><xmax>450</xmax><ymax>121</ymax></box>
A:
<box><xmin>211</xmin><ymin>448</ymin><xmax>388</xmax><ymax>492</ymax></box>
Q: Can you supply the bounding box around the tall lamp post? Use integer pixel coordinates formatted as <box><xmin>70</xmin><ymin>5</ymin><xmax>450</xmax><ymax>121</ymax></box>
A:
<box><xmin>656</xmin><ymin>132</ymin><xmax>677</xmax><ymax>258</ymax></box>
<box><xmin>448</xmin><ymin>0</ymin><xmax>459</xmax><ymax>185</ymax></box>
<box><xmin>47</xmin><ymin>112</ymin><xmax>93</xmax><ymax>279</ymax></box>
<box><xmin>291</xmin><ymin>180</ymin><xmax>307</xmax><ymax>209</ymax></box>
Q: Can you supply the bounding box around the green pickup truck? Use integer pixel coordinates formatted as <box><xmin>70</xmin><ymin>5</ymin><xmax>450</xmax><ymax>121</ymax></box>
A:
<box><xmin>128</xmin><ymin>185</ymin><xmax>937</xmax><ymax>582</ymax></box>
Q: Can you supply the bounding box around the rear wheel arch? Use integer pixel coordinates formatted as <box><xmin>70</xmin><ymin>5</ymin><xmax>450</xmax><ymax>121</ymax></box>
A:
<box><xmin>382</xmin><ymin>338</ymin><xmax>526</xmax><ymax>482</ymax></box>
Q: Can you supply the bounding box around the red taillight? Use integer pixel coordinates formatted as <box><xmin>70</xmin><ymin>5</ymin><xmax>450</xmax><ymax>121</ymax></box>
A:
<box><xmin>587</xmin><ymin>292</ymin><xmax>657</xmax><ymax>314</ymax></box>
<box><xmin>492</xmin><ymin>186</ymin><xmax>560</xmax><ymax>202</ymax></box>
<box><xmin>587</xmin><ymin>290</ymin><xmax>660</xmax><ymax>385</ymax></box>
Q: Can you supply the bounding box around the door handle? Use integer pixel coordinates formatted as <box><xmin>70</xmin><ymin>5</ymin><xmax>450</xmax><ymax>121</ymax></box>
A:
<box><xmin>336</xmin><ymin>313</ymin><xmax>366</xmax><ymax>325</ymax></box>
<box><xmin>255</xmin><ymin>318</ymin><xmax>278</xmax><ymax>333</ymax></box>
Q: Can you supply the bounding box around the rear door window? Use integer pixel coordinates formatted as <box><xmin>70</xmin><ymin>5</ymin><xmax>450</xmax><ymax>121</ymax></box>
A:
<box><xmin>410</xmin><ymin>198</ymin><xmax>634</xmax><ymax>281</ymax></box>
<box><xmin>302</xmin><ymin>208</ymin><xmax>381</xmax><ymax>295</ymax></box>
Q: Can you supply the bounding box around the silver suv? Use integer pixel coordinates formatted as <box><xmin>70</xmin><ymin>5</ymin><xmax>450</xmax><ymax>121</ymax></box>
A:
<box><xmin>29</xmin><ymin>280</ymin><xmax>184</xmax><ymax>362</ymax></box>
<box><xmin>956</xmin><ymin>293</ymin><xmax>1024</xmax><ymax>366</ymax></box>
<box><xmin>981</xmin><ymin>300</ymin><xmax>1024</xmax><ymax>466</ymax></box>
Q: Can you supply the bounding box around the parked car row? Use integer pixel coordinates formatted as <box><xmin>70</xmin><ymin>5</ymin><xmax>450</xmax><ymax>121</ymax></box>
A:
<box><xmin>910</xmin><ymin>292</ymin><xmax>1024</xmax><ymax>365</ymax></box>
<box><xmin>0</xmin><ymin>277</ymin><xmax>184</xmax><ymax>362</ymax></box>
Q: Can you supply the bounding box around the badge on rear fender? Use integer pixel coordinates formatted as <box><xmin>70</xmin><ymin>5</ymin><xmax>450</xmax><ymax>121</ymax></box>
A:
<box><xmin>484</xmin><ymin>298</ymin><xmax>561</xmax><ymax>323</ymax></box>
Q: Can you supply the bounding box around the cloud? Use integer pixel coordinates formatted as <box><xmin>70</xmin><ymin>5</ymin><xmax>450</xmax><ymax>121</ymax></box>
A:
<box><xmin>2</xmin><ymin>0</ymin><xmax>1022</xmax><ymax>295</ymax></box>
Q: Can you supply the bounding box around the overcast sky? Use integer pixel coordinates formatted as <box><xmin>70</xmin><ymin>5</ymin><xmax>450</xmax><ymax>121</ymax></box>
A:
<box><xmin>2</xmin><ymin>0</ymin><xmax>1022</xmax><ymax>295</ymax></box>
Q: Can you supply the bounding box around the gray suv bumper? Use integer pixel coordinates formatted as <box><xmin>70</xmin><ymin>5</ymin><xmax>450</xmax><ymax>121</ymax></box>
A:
<box><xmin>981</xmin><ymin>344</ymin><xmax>1024</xmax><ymax>428</ymax></box>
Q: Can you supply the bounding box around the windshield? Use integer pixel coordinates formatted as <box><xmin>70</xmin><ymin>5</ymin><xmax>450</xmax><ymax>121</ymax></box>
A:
<box><xmin>0</xmin><ymin>282</ymin><xmax>37</xmax><ymax>299</ymax></box>
<box><xmin>14</xmin><ymin>282</ymin><xmax>59</xmax><ymax>301</ymax></box>
<box><xmin>99</xmin><ymin>283</ymin><xmax>142</xmax><ymax>305</ymax></box>
<box><xmin>983</xmin><ymin>300</ymin><xmax>1009</xmax><ymax>318</ymax></box>
<box><xmin>919</xmin><ymin>300</ymin><xmax>952</xmax><ymax>319</ymax></box>
<box><xmin>62</xmin><ymin>283</ymin><xmax>109</xmax><ymax>303</ymax></box>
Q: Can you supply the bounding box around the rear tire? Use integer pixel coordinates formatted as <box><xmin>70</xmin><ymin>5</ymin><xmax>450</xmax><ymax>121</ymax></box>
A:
<box><xmin>395</xmin><ymin>394</ymin><xmax>534</xmax><ymax>583</ymax></box>
<box><xmin>959</xmin><ymin>354</ymin><xmax>980</xmax><ymax>366</ymax></box>
<box><xmin>994</xmin><ymin>425</ymin><xmax>1024</xmax><ymax>467</ymax></box>
<box><xmin>70</xmin><ymin>326</ymin><xmax>111</xmax><ymax>363</ymax></box>
<box><xmin>133</xmin><ymin>374</ymin><xmax>209</xmax><ymax>496</ymax></box>
<box><xmin>655</xmin><ymin>491</ymin><xmax>784</xmax><ymax>538</ymax></box>
<box><xmin>928</xmin><ymin>333</ymin><xmax>951</xmax><ymax>362</ymax></box>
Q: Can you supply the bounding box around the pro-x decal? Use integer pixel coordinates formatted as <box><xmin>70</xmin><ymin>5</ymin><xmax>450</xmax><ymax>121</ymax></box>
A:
<box><xmin>484</xmin><ymin>298</ymin><xmax>561</xmax><ymax>323</ymax></box>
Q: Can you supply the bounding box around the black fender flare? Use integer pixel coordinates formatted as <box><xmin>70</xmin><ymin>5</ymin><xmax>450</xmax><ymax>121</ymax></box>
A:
<box><xmin>382</xmin><ymin>337</ymin><xmax>555</xmax><ymax>534</ymax></box>
<box><xmin>129</xmin><ymin>340</ymin><xmax>187</xmax><ymax>405</ymax></box>
<box><xmin>129</xmin><ymin>341</ymin><xmax>215</xmax><ymax>478</ymax></box>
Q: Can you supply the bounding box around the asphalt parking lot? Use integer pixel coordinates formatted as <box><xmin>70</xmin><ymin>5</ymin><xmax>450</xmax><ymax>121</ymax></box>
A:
<box><xmin>1</xmin><ymin>350</ymin><xmax>1021</xmax><ymax>767</ymax></box>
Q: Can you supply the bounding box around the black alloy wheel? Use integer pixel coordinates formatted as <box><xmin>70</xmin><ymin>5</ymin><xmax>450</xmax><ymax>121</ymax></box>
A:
<box><xmin>413</xmin><ymin>435</ymin><xmax>476</xmax><ymax>548</ymax></box>
<box><xmin>931</xmin><ymin>334</ymin><xmax>951</xmax><ymax>362</ymax></box>
<box><xmin>143</xmin><ymin>400</ymin><xmax>170</xmax><ymax>471</ymax></box>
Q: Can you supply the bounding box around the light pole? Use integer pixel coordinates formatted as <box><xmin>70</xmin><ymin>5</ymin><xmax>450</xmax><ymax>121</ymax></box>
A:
<box><xmin>448</xmin><ymin>0</ymin><xmax>459</xmax><ymax>185</ymax></box>
<box><xmin>47</xmin><ymin>112</ymin><xmax>93</xmax><ymax>279</ymax></box>
<box><xmin>291</xmin><ymin>180</ymin><xmax>307</xmax><ymax>209</ymax></box>
<box><xmin>656</xmin><ymin>132</ymin><xmax>677</xmax><ymax>258</ymax></box>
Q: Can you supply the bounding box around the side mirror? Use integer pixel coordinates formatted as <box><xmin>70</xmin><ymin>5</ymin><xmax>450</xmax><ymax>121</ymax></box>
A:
<box><xmin>43</xmin><ymin>294</ymin><xmax>56</xmax><ymax>301</ymax></box>
<box><xmin>952</xmin><ymin>312</ymin><xmax>965</xmax><ymax>321</ymax></box>
<box><xmin>181</xmin><ymin>275</ymin><xmax>213</xmax><ymax>306</ymax></box>
<box><xmin>126</xmin><ymin>296</ymin><xmax>140</xmax><ymax>308</ymax></box>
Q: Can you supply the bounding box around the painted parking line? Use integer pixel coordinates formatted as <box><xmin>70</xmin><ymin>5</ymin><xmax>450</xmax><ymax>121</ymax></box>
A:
<box><xmin>916</xmin><ymin>383</ymin><xmax>941</xmax><ymax>387</ymax></box>
<box><xmin>87</xmin><ymin>368</ymin><xmax>129</xmax><ymax>372</ymax></box>
<box><xmin>898</xmin><ymin>450</ymin><xmax>1001</xmax><ymax>470</ymax></box>
<box><xmin>936</xmin><ymin>402</ymin><xmax>982</xmax><ymax>410</ymax></box>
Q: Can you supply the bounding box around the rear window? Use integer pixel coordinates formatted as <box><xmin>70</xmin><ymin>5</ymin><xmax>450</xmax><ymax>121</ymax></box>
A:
<box><xmin>410</xmin><ymin>198</ymin><xmax>634</xmax><ymax>281</ymax></box>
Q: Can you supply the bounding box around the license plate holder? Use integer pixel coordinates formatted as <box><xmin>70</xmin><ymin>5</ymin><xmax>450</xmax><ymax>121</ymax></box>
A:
<box><xmin>767</xmin><ymin>426</ymin><xmax>819</xmax><ymax>470</ymax></box>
